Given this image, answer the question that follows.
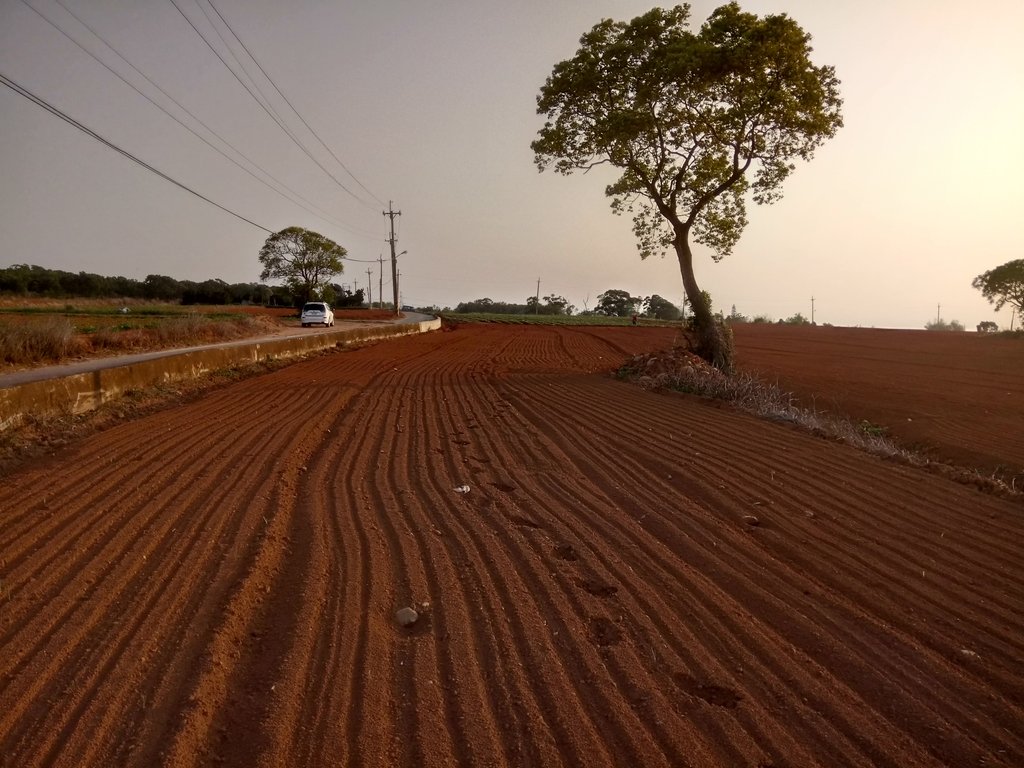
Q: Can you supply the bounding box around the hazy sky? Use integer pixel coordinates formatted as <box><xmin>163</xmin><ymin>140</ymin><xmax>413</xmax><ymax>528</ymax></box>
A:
<box><xmin>2</xmin><ymin>0</ymin><xmax>1022</xmax><ymax>328</ymax></box>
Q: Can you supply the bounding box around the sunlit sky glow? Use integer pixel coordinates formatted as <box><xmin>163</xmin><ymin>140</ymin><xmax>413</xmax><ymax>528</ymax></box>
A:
<box><xmin>2</xmin><ymin>0</ymin><xmax>1022</xmax><ymax>328</ymax></box>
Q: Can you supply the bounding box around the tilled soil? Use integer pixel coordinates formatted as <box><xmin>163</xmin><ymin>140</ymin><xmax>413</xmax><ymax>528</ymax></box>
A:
<box><xmin>732</xmin><ymin>323</ymin><xmax>1024</xmax><ymax>476</ymax></box>
<box><xmin>1</xmin><ymin>324</ymin><xmax>1021</xmax><ymax>767</ymax></box>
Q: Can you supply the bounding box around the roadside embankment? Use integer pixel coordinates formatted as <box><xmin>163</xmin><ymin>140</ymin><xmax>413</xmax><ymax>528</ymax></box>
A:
<box><xmin>0</xmin><ymin>318</ymin><xmax>440</xmax><ymax>430</ymax></box>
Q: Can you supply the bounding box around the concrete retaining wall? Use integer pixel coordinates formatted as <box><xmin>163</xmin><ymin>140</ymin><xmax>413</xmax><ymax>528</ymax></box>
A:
<box><xmin>0</xmin><ymin>318</ymin><xmax>441</xmax><ymax>430</ymax></box>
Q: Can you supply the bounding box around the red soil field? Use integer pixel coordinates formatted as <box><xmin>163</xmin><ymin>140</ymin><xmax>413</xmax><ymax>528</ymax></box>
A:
<box><xmin>1</xmin><ymin>324</ymin><xmax>1021</xmax><ymax>767</ymax></box>
<box><xmin>732</xmin><ymin>324</ymin><xmax>1024</xmax><ymax>477</ymax></box>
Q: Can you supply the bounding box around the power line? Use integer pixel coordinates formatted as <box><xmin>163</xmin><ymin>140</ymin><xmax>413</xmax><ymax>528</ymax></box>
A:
<box><xmin>168</xmin><ymin>0</ymin><xmax>375</xmax><ymax>209</ymax></box>
<box><xmin>205</xmin><ymin>0</ymin><xmax>385</xmax><ymax>208</ymax></box>
<box><xmin>0</xmin><ymin>70</ymin><xmax>272</xmax><ymax>233</ymax></box>
<box><xmin>26</xmin><ymin>0</ymin><xmax>374</xmax><ymax>239</ymax></box>
<box><xmin>190</xmin><ymin>0</ymin><xmax>293</xmax><ymax>133</ymax></box>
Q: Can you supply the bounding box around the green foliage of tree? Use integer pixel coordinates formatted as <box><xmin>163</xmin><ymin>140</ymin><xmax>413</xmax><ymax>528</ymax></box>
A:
<box><xmin>181</xmin><ymin>279</ymin><xmax>230</xmax><ymax>305</ymax></box>
<box><xmin>685</xmin><ymin>290</ymin><xmax>714</xmax><ymax>317</ymax></box>
<box><xmin>532</xmin><ymin>3</ymin><xmax>843</xmax><ymax>371</ymax></box>
<box><xmin>976</xmin><ymin>321</ymin><xmax>998</xmax><ymax>333</ymax></box>
<box><xmin>454</xmin><ymin>298</ymin><xmax>532</xmax><ymax>314</ymax></box>
<box><xmin>0</xmin><ymin>263</ymin><xmax>291</xmax><ymax>306</ymax></box>
<box><xmin>727</xmin><ymin>304</ymin><xmax>749</xmax><ymax>323</ymax></box>
<box><xmin>543</xmin><ymin>294</ymin><xmax>574</xmax><ymax>315</ymax></box>
<box><xmin>784</xmin><ymin>312</ymin><xmax>811</xmax><ymax>325</ymax></box>
<box><xmin>973</xmin><ymin>259</ymin><xmax>1024</xmax><ymax>316</ymax></box>
<box><xmin>643</xmin><ymin>294</ymin><xmax>682</xmax><ymax>320</ymax></box>
<box><xmin>0</xmin><ymin>264</ymin><xmax>134</xmax><ymax>299</ymax></box>
<box><xmin>596</xmin><ymin>289</ymin><xmax>640</xmax><ymax>317</ymax></box>
<box><xmin>142</xmin><ymin>274</ymin><xmax>181</xmax><ymax>301</ymax></box>
<box><xmin>325</xmin><ymin>284</ymin><xmax>365</xmax><ymax>308</ymax></box>
<box><xmin>925</xmin><ymin>318</ymin><xmax>965</xmax><ymax>332</ymax></box>
<box><xmin>258</xmin><ymin>227</ymin><xmax>346</xmax><ymax>305</ymax></box>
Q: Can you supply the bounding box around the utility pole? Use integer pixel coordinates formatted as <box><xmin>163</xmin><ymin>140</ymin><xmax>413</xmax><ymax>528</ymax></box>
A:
<box><xmin>535</xmin><ymin>278</ymin><xmax>541</xmax><ymax>315</ymax></box>
<box><xmin>937</xmin><ymin>303</ymin><xmax>941</xmax><ymax>324</ymax></box>
<box><xmin>366</xmin><ymin>268</ymin><xmax>373</xmax><ymax>307</ymax></box>
<box><xmin>811</xmin><ymin>296</ymin><xmax>815</xmax><ymax>325</ymax></box>
<box><xmin>383</xmin><ymin>201</ymin><xmax>401</xmax><ymax>315</ymax></box>
<box><xmin>378</xmin><ymin>254</ymin><xmax>384</xmax><ymax>311</ymax></box>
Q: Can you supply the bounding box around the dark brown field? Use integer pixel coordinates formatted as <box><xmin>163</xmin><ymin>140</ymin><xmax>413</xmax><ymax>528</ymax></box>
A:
<box><xmin>1</xmin><ymin>323</ymin><xmax>1021</xmax><ymax>767</ymax></box>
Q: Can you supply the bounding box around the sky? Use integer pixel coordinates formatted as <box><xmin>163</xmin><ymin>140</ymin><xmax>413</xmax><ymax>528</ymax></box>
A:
<box><xmin>2</xmin><ymin>0</ymin><xmax>1022</xmax><ymax>329</ymax></box>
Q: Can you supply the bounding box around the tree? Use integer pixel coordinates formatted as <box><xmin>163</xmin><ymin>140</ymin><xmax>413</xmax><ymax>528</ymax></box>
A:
<box><xmin>532</xmin><ymin>3</ymin><xmax>843</xmax><ymax>371</ymax></box>
<box><xmin>258</xmin><ymin>227</ymin><xmax>346</xmax><ymax>305</ymax></box>
<box><xmin>727</xmin><ymin>304</ymin><xmax>749</xmax><ymax>323</ymax></box>
<box><xmin>644</xmin><ymin>294</ymin><xmax>682</xmax><ymax>320</ymax></box>
<box><xmin>596</xmin><ymin>289</ymin><xmax>640</xmax><ymax>317</ymax></box>
<box><xmin>925</xmin><ymin>318</ymin><xmax>964</xmax><ymax>332</ymax></box>
<box><xmin>143</xmin><ymin>274</ymin><xmax>182</xmax><ymax>301</ymax></box>
<box><xmin>977</xmin><ymin>321</ymin><xmax>998</xmax><ymax>333</ymax></box>
<box><xmin>543</xmin><ymin>294</ymin><xmax>566</xmax><ymax>315</ymax></box>
<box><xmin>973</xmin><ymin>259</ymin><xmax>1024</xmax><ymax>318</ymax></box>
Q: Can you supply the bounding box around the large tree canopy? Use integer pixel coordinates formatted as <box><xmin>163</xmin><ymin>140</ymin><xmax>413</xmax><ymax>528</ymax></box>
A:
<box><xmin>644</xmin><ymin>294</ymin><xmax>682</xmax><ymax>321</ymax></box>
<box><xmin>596</xmin><ymin>288</ymin><xmax>641</xmax><ymax>317</ymax></box>
<box><xmin>258</xmin><ymin>227</ymin><xmax>346</xmax><ymax>305</ymax></box>
<box><xmin>972</xmin><ymin>259</ymin><xmax>1024</xmax><ymax>316</ymax></box>
<box><xmin>532</xmin><ymin>2</ymin><xmax>842</xmax><ymax>370</ymax></box>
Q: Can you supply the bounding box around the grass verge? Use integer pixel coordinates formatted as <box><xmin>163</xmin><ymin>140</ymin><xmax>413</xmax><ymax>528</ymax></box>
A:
<box><xmin>0</xmin><ymin>313</ymin><xmax>279</xmax><ymax>368</ymax></box>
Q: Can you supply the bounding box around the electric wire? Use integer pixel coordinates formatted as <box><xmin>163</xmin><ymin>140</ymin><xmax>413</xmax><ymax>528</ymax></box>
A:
<box><xmin>205</xmin><ymin>0</ymin><xmax>386</xmax><ymax>208</ymax></box>
<box><xmin>167</xmin><ymin>0</ymin><xmax>375</xmax><ymax>209</ymax></box>
<box><xmin>190</xmin><ymin>0</ymin><xmax>295</xmax><ymax>138</ymax></box>
<box><xmin>343</xmin><ymin>255</ymin><xmax>396</xmax><ymax>263</ymax></box>
<box><xmin>27</xmin><ymin>0</ymin><xmax>377</xmax><ymax>240</ymax></box>
<box><xmin>0</xmin><ymin>70</ymin><xmax>272</xmax><ymax>233</ymax></box>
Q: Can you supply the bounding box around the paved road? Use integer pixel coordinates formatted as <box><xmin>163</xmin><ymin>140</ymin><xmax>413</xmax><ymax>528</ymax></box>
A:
<box><xmin>0</xmin><ymin>312</ymin><xmax>434</xmax><ymax>389</ymax></box>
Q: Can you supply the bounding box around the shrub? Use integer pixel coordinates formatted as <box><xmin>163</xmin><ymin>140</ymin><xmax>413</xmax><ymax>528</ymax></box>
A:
<box><xmin>0</xmin><ymin>316</ymin><xmax>74</xmax><ymax>364</ymax></box>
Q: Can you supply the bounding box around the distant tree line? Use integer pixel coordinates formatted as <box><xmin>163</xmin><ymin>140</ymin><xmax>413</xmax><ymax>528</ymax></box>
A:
<box><xmin>452</xmin><ymin>295</ymin><xmax>574</xmax><ymax>315</ymax></box>
<box><xmin>0</xmin><ymin>263</ymin><xmax>359</xmax><ymax>307</ymax></box>
<box><xmin>453</xmin><ymin>290</ymin><xmax>683</xmax><ymax>320</ymax></box>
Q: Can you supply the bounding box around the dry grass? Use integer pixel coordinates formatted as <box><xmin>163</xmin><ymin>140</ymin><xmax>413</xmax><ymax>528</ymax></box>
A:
<box><xmin>0</xmin><ymin>316</ymin><xmax>76</xmax><ymax>364</ymax></box>
<box><xmin>0</xmin><ymin>313</ymin><xmax>279</xmax><ymax>367</ymax></box>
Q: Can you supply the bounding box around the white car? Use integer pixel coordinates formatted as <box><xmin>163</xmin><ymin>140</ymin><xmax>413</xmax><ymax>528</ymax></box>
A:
<box><xmin>300</xmin><ymin>301</ymin><xmax>335</xmax><ymax>327</ymax></box>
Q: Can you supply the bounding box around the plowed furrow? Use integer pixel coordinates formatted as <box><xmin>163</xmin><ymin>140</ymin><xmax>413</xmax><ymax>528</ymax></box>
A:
<box><xmin>0</xmin><ymin>386</ymin><xmax>346</xmax><ymax>767</ymax></box>
<box><xmin>503</xmin><ymin>372</ymin><xmax>1024</xmax><ymax>765</ymax></box>
<box><xmin>524</xmin><ymin>375</ymin><xmax>1024</xmax><ymax>635</ymax></box>
<box><xmin>441</xmin><ymin>372</ymin><xmax>724</xmax><ymax>764</ymax></box>
<box><xmin>155</xmin><ymin>383</ymin><xmax>368</xmax><ymax>767</ymax></box>
<box><xmin>423</xmin><ymin>372</ymin><xmax>623</xmax><ymax>766</ymax></box>
<box><xmin>444</xmin><ymin>374</ymin><xmax>742</xmax><ymax>766</ymax></box>
<box><xmin>1</xmin><ymin>324</ymin><xmax>1021</xmax><ymax>768</ymax></box>
<box><xmin>0</xmin><ymin>384</ymin><xmax>340</xmax><ymax>651</ymax></box>
<box><xmin>493</xmin><ymin>379</ymin><xmax>915</xmax><ymax>766</ymax></box>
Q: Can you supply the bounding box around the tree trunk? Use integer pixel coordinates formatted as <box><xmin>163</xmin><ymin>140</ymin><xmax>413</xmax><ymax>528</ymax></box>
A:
<box><xmin>673</xmin><ymin>231</ymin><xmax>734</xmax><ymax>373</ymax></box>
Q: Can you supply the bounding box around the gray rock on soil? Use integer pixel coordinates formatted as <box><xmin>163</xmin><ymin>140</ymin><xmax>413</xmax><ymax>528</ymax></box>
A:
<box><xmin>395</xmin><ymin>607</ymin><xmax>419</xmax><ymax>627</ymax></box>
